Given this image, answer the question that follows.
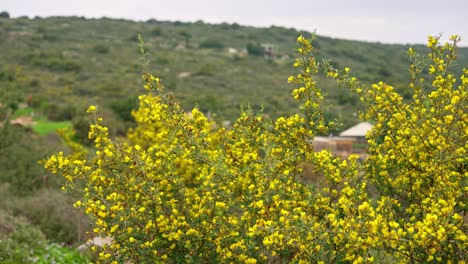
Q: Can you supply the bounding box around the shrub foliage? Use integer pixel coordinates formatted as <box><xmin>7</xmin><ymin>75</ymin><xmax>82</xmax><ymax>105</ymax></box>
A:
<box><xmin>45</xmin><ymin>35</ymin><xmax>467</xmax><ymax>263</ymax></box>
<box><xmin>0</xmin><ymin>210</ymin><xmax>88</xmax><ymax>263</ymax></box>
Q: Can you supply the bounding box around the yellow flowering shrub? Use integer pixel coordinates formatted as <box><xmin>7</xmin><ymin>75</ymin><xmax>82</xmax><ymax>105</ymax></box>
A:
<box><xmin>45</xmin><ymin>35</ymin><xmax>467</xmax><ymax>263</ymax></box>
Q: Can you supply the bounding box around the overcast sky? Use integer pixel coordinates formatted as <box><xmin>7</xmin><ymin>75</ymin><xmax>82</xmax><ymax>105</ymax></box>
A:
<box><xmin>2</xmin><ymin>0</ymin><xmax>467</xmax><ymax>46</ymax></box>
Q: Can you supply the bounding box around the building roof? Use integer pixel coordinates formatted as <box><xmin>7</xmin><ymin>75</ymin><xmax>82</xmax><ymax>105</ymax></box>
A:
<box><xmin>339</xmin><ymin>122</ymin><xmax>373</xmax><ymax>137</ymax></box>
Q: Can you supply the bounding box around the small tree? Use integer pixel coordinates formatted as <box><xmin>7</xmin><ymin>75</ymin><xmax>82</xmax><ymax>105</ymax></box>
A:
<box><xmin>0</xmin><ymin>11</ymin><xmax>10</xmax><ymax>19</ymax></box>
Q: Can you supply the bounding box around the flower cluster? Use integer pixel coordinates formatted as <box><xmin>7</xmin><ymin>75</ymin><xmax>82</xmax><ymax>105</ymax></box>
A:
<box><xmin>45</xmin><ymin>35</ymin><xmax>467</xmax><ymax>263</ymax></box>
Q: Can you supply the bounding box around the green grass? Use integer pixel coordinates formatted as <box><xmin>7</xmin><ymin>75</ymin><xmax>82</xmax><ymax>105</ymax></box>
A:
<box><xmin>12</xmin><ymin>107</ymin><xmax>34</xmax><ymax>118</ymax></box>
<box><xmin>35</xmin><ymin>243</ymin><xmax>89</xmax><ymax>264</ymax></box>
<box><xmin>32</xmin><ymin>120</ymin><xmax>71</xmax><ymax>136</ymax></box>
<box><xmin>10</xmin><ymin>107</ymin><xmax>71</xmax><ymax>136</ymax></box>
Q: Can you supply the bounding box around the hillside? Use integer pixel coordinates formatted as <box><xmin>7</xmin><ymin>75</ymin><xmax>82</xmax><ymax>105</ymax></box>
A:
<box><xmin>1</xmin><ymin>15</ymin><xmax>468</xmax><ymax>132</ymax></box>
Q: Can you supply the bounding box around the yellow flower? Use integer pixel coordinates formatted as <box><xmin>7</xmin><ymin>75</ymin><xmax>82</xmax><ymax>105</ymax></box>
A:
<box><xmin>110</xmin><ymin>224</ymin><xmax>119</xmax><ymax>233</ymax></box>
<box><xmin>255</xmin><ymin>200</ymin><xmax>264</xmax><ymax>208</ymax></box>
<box><xmin>245</xmin><ymin>258</ymin><xmax>257</xmax><ymax>264</ymax></box>
<box><xmin>87</xmin><ymin>105</ymin><xmax>97</xmax><ymax>113</ymax></box>
<box><xmin>73</xmin><ymin>200</ymin><xmax>82</xmax><ymax>208</ymax></box>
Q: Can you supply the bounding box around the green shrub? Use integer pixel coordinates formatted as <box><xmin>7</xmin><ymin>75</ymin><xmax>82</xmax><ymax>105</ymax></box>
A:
<box><xmin>110</xmin><ymin>96</ymin><xmax>138</xmax><ymax>122</ymax></box>
<box><xmin>71</xmin><ymin>114</ymin><xmax>92</xmax><ymax>146</ymax></box>
<box><xmin>36</xmin><ymin>243</ymin><xmax>89</xmax><ymax>263</ymax></box>
<box><xmin>0</xmin><ymin>70</ymin><xmax>15</xmax><ymax>82</ymax></box>
<box><xmin>154</xmin><ymin>56</ymin><xmax>169</xmax><ymax>65</ymax></box>
<box><xmin>199</xmin><ymin>39</ymin><xmax>225</xmax><ymax>50</ymax></box>
<box><xmin>45</xmin><ymin>102</ymin><xmax>77</xmax><ymax>121</ymax></box>
<box><xmin>0</xmin><ymin>124</ymin><xmax>50</xmax><ymax>194</ymax></box>
<box><xmin>93</xmin><ymin>44</ymin><xmax>110</xmax><ymax>54</ymax></box>
<box><xmin>0</xmin><ymin>212</ymin><xmax>47</xmax><ymax>263</ymax></box>
<box><xmin>151</xmin><ymin>28</ymin><xmax>162</xmax><ymax>36</ymax></box>
<box><xmin>26</xmin><ymin>52</ymin><xmax>82</xmax><ymax>72</ymax></box>
<box><xmin>246</xmin><ymin>42</ymin><xmax>264</xmax><ymax>56</ymax></box>
<box><xmin>14</xmin><ymin>189</ymin><xmax>90</xmax><ymax>245</ymax></box>
<box><xmin>196</xmin><ymin>63</ymin><xmax>216</xmax><ymax>76</ymax></box>
<box><xmin>0</xmin><ymin>11</ymin><xmax>9</xmax><ymax>19</ymax></box>
<box><xmin>0</xmin><ymin>210</ymin><xmax>88</xmax><ymax>263</ymax></box>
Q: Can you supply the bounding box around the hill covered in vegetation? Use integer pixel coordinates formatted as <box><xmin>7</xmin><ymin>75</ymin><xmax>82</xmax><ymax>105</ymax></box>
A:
<box><xmin>2</xmin><ymin>15</ymin><xmax>467</xmax><ymax>133</ymax></box>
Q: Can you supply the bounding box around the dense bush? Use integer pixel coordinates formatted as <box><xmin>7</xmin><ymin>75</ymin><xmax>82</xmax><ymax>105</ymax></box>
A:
<box><xmin>45</xmin><ymin>102</ymin><xmax>77</xmax><ymax>121</ymax></box>
<box><xmin>195</xmin><ymin>63</ymin><xmax>216</xmax><ymax>76</ymax></box>
<box><xmin>93</xmin><ymin>44</ymin><xmax>110</xmax><ymax>54</ymax></box>
<box><xmin>109</xmin><ymin>96</ymin><xmax>138</xmax><ymax>122</ymax></box>
<box><xmin>0</xmin><ymin>124</ymin><xmax>52</xmax><ymax>194</ymax></box>
<box><xmin>0</xmin><ymin>11</ymin><xmax>9</xmax><ymax>19</ymax></box>
<box><xmin>199</xmin><ymin>39</ymin><xmax>225</xmax><ymax>50</ymax></box>
<box><xmin>151</xmin><ymin>28</ymin><xmax>162</xmax><ymax>36</ymax></box>
<box><xmin>0</xmin><ymin>210</ymin><xmax>88</xmax><ymax>263</ymax></box>
<box><xmin>14</xmin><ymin>189</ymin><xmax>90</xmax><ymax>245</ymax></box>
<box><xmin>178</xmin><ymin>30</ymin><xmax>191</xmax><ymax>43</ymax></box>
<box><xmin>71</xmin><ymin>114</ymin><xmax>93</xmax><ymax>146</ymax></box>
<box><xmin>246</xmin><ymin>42</ymin><xmax>264</xmax><ymax>56</ymax></box>
<box><xmin>26</xmin><ymin>52</ymin><xmax>82</xmax><ymax>72</ymax></box>
<box><xmin>0</xmin><ymin>212</ymin><xmax>47</xmax><ymax>263</ymax></box>
<box><xmin>46</xmin><ymin>35</ymin><xmax>467</xmax><ymax>263</ymax></box>
<box><xmin>0</xmin><ymin>70</ymin><xmax>23</xmax><ymax>114</ymax></box>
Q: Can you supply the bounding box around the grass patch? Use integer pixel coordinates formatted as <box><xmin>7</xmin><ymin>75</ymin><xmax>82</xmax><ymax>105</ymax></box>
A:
<box><xmin>32</xmin><ymin>120</ymin><xmax>71</xmax><ymax>136</ymax></box>
<box><xmin>10</xmin><ymin>107</ymin><xmax>72</xmax><ymax>136</ymax></box>
<box><xmin>12</xmin><ymin>107</ymin><xmax>34</xmax><ymax>118</ymax></box>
